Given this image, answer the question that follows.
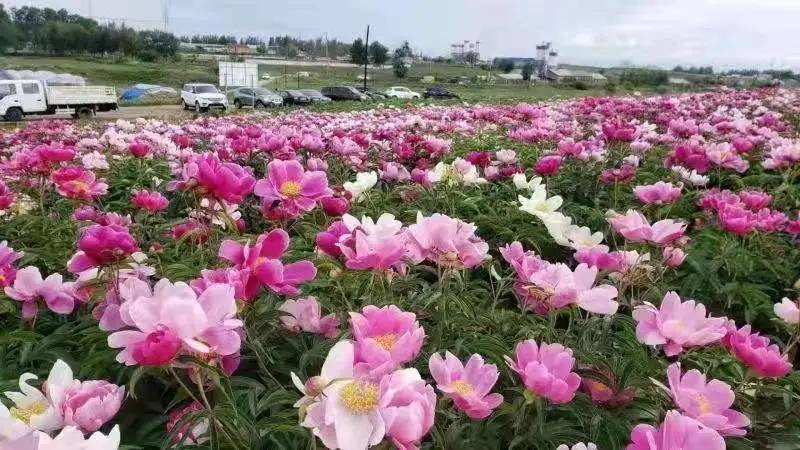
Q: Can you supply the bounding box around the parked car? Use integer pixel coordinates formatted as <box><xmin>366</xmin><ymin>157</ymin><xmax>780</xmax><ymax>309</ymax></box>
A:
<box><xmin>181</xmin><ymin>83</ymin><xmax>227</xmax><ymax>112</ymax></box>
<box><xmin>384</xmin><ymin>86</ymin><xmax>421</xmax><ymax>99</ymax></box>
<box><xmin>355</xmin><ymin>87</ymin><xmax>387</xmax><ymax>100</ymax></box>
<box><xmin>448</xmin><ymin>76</ymin><xmax>472</xmax><ymax>85</ymax></box>
<box><xmin>233</xmin><ymin>88</ymin><xmax>283</xmax><ymax>108</ymax></box>
<box><xmin>0</xmin><ymin>79</ymin><xmax>117</xmax><ymax>121</ymax></box>
<box><xmin>279</xmin><ymin>90</ymin><xmax>312</xmax><ymax>105</ymax></box>
<box><xmin>423</xmin><ymin>86</ymin><xmax>460</xmax><ymax>99</ymax></box>
<box><xmin>300</xmin><ymin>89</ymin><xmax>332</xmax><ymax>102</ymax></box>
<box><xmin>320</xmin><ymin>86</ymin><xmax>368</xmax><ymax>101</ymax></box>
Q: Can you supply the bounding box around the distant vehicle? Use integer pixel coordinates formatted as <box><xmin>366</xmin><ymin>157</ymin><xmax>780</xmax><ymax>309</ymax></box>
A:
<box><xmin>300</xmin><ymin>90</ymin><xmax>332</xmax><ymax>102</ymax></box>
<box><xmin>423</xmin><ymin>86</ymin><xmax>459</xmax><ymax>99</ymax></box>
<box><xmin>384</xmin><ymin>86</ymin><xmax>421</xmax><ymax>99</ymax></box>
<box><xmin>448</xmin><ymin>76</ymin><xmax>472</xmax><ymax>85</ymax></box>
<box><xmin>355</xmin><ymin>87</ymin><xmax>387</xmax><ymax>100</ymax></box>
<box><xmin>181</xmin><ymin>83</ymin><xmax>227</xmax><ymax>112</ymax></box>
<box><xmin>320</xmin><ymin>86</ymin><xmax>368</xmax><ymax>101</ymax></box>
<box><xmin>0</xmin><ymin>79</ymin><xmax>117</xmax><ymax>121</ymax></box>
<box><xmin>279</xmin><ymin>90</ymin><xmax>312</xmax><ymax>105</ymax></box>
<box><xmin>233</xmin><ymin>87</ymin><xmax>283</xmax><ymax>108</ymax></box>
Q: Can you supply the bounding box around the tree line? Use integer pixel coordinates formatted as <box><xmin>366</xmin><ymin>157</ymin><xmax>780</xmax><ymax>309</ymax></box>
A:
<box><xmin>0</xmin><ymin>4</ymin><xmax>178</xmax><ymax>61</ymax></box>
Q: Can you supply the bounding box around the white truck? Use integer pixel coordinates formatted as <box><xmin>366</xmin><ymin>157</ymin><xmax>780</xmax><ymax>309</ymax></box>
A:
<box><xmin>0</xmin><ymin>79</ymin><xmax>118</xmax><ymax>122</ymax></box>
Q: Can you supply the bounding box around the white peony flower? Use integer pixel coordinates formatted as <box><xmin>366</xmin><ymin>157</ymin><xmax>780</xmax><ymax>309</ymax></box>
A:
<box><xmin>518</xmin><ymin>187</ymin><xmax>563</xmax><ymax>220</ymax></box>
<box><xmin>343</xmin><ymin>171</ymin><xmax>379</xmax><ymax>202</ymax></box>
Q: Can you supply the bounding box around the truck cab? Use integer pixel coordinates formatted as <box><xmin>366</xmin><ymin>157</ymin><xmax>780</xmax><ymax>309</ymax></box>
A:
<box><xmin>0</xmin><ymin>80</ymin><xmax>47</xmax><ymax>121</ymax></box>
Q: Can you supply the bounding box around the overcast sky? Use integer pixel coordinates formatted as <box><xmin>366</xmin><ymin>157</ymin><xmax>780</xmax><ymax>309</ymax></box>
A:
<box><xmin>3</xmin><ymin>0</ymin><xmax>799</xmax><ymax>71</ymax></box>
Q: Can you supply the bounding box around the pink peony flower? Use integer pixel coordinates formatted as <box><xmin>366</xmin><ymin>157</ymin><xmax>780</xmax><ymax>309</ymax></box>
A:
<box><xmin>350</xmin><ymin>305</ymin><xmax>426</xmax><ymax>379</ymax></box>
<box><xmin>627</xmin><ymin>410</ymin><xmax>725</xmax><ymax>450</ymax></box>
<box><xmin>131</xmin><ymin>189</ymin><xmax>169</xmax><ymax>212</ymax></box>
<box><xmin>523</xmin><ymin>263</ymin><xmax>619</xmax><ymax>315</ymax></box>
<box><xmin>320</xmin><ymin>195</ymin><xmax>350</xmax><ymax>217</ymax></box>
<box><xmin>379</xmin><ymin>368</ymin><xmax>436</xmax><ymax>450</ymax></box>
<box><xmin>4</xmin><ymin>266</ymin><xmax>76</xmax><ymax>319</ymax></box>
<box><xmin>52</xmin><ymin>167</ymin><xmax>108</xmax><ymax>201</ymax></box>
<box><xmin>190</xmin><ymin>267</ymin><xmax>253</xmax><ymax>303</ymax></box>
<box><xmin>107</xmin><ymin>279</ymin><xmax>243</xmax><ymax>366</ymax></box>
<box><xmin>72</xmin><ymin>205</ymin><xmax>99</xmax><ymax>221</ymax></box>
<box><xmin>505</xmin><ymin>339</ymin><xmax>581</xmax><ymax>404</ymax></box>
<box><xmin>166</xmin><ymin>401</ymin><xmax>209</xmax><ymax>445</ymax></box>
<box><xmin>56</xmin><ymin>380</ymin><xmax>125</xmax><ymax>433</ymax></box>
<box><xmin>574</xmin><ymin>245</ymin><xmax>624</xmax><ymax>272</ymax></box>
<box><xmin>36</xmin><ymin>143</ymin><xmax>76</xmax><ymax>163</ymax></box>
<box><xmin>278</xmin><ymin>296</ymin><xmax>339</xmax><ymax>338</ymax></box>
<box><xmin>634</xmin><ymin>181</ymin><xmax>682</xmax><ymax>205</ymax></box>
<box><xmin>608</xmin><ymin>211</ymin><xmax>686</xmax><ymax>245</ymax></box>
<box><xmin>128</xmin><ymin>141</ymin><xmax>151</xmax><ymax>158</ymax></box>
<box><xmin>633</xmin><ymin>292</ymin><xmax>727</xmax><ymax>356</ymax></box>
<box><xmin>722</xmin><ymin>322</ymin><xmax>792</xmax><ymax>378</ymax></box>
<box><xmin>187</xmin><ymin>153</ymin><xmax>256</xmax><ymax>203</ymax></box>
<box><xmin>662</xmin><ymin>246</ymin><xmax>687</xmax><ymax>268</ymax></box>
<box><xmin>0</xmin><ymin>241</ymin><xmax>24</xmax><ymax>288</ymax></box>
<box><xmin>218</xmin><ymin>229</ymin><xmax>316</xmax><ymax>297</ymax></box>
<box><xmin>171</xmin><ymin>219</ymin><xmax>210</xmax><ymax>245</ymax></box>
<box><xmin>338</xmin><ymin>213</ymin><xmax>408</xmax><ymax>271</ymax></box>
<box><xmin>650</xmin><ymin>218</ymin><xmax>688</xmax><ymax>245</ymax></box>
<box><xmin>533</xmin><ymin>155</ymin><xmax>563</xmax><ymax>176</ymax></box>
<box><xmin>405</xmin><ymin>212</ymin><xmax>489</xmax><ymax>269</ymax></box>
<box><xmin>0</xmin><ymin>180</ymin><xmax>14</xmax><ymax>210</ymax></box>
<box><xmin>774</xmin><ymin>297</ymin><xmax>800</xmax><ymax>325</ymax></box>
<box><xmin>666</xmin><ymin>363</ymin><xmax>749</xmax><ymax>436</ymax></box>
<box><xmin>429</xmin><ymin>352</ymin><xmax>503</xmax><ymax>419</ymax></box>
<box><xmin>315</xmin><ymin>221</ymin><xmax>349</xmax><ymax>258</ymax></box>
<box><xmin>67</xmin><ymin>224</ymin><xmax>139</xmax><ymax>273</ymax></box>
<box><xmin>254</xmin><ymin>159</ymin><xmax>332</xmax><ymax>217</ymax></box>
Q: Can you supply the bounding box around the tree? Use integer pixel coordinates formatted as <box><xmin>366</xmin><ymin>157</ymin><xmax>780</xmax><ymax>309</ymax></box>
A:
<box><xmin>521</xmin><ymin>62</ymin><xmax>534</xmax><ymax>81</ymax></box>
<box><xmin>397</xmin><ymin>40</ymin><xmax>413</xmax><ymax>58</ymax></box>
<box><xmin>350</xmin><ymin>38</ymin><xmax>367</xmax><ymax>65</ymax></box>
<box><xmin>369</xmin><ymin>41</ymin><xmax>388</xmax><ymax>65</ymax></box>
<box><xmin>287</xmin><ymin>44</ymin><xmax>299</xmax><ymax>58</ymax></box>
<box><xmin>464</xmin><ymin>51</ymin><xmax>479</xmax><ymax>65</ymax></box>
<box><xmin>496</xmin><ymin>58</ymin><xmax>515</xmax><ymax>73</ymax></box>
<box><xmin>393</xmin><ymin>49</ymin><xmax>408</xmax><ymax>78</ymax></box>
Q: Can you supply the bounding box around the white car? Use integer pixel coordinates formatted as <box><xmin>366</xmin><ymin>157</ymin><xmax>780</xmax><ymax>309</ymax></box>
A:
<box><xmin>181</xmin><ymin>83</ymin><xmax>227</xmax><ymax>112</ymax></box>
<box><xmin>384</xmin><ymin>86</ymin><xmax>421</xmax><ymax>99</ymax></box>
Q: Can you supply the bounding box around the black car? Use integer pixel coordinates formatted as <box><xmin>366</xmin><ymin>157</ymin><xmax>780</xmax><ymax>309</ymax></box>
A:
<box><xmin>355</xmin><ymin>87</ymin><xmax>387</xmax><ymax>100</ymax></box>
<box><xmin>279</xmin><ymin>90</ymin><xmax>312</xmax><ymax>105</ymax></box>
<box><xmin>320</xmin><ymin>86</ymin><xmax>368</xmax><ymax>101</ymax></box>
<box><xmin>423</xmin><ymin>86</ymin><xmax>459</xmax><ymax>99</ymax></box>
<box><xmin>300</xmin><ymin>89</ymin><xmax>332</xmax><ymax>102</ymax></box>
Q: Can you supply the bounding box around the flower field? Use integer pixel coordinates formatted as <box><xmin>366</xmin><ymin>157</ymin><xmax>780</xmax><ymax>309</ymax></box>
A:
<box><xmin>1</xmin><ymin>88</ymin><xmax>800</xmax><ymax>449</ymax></box>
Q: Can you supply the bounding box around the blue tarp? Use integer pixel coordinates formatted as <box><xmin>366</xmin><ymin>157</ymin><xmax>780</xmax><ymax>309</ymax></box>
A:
<box><xmin>120</xmin><ymin>84</ymin><xmax>177</xmax><ymax>100</ymax></box>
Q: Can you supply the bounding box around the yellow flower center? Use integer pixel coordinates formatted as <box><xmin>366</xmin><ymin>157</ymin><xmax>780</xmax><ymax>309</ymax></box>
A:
<box><xmin>73</xmin><ymin>180</ymin><xmax>89</xmax><ymax>193</ymax></box>
<box><xmin>697</xmin><ymin>394</ymin><xmax>712</xmax><ymax>415</ymax></box>
<box><xmin>10</xmin><ymin>401</ymin><xmax>47</xmax><ymax>424</ymax></box>
<box><xmin>452</xmin><ymin>380</ymin><xmax>474</xmax><ymax>395</ymax></box>
<box><xmin>279</xmin><ymin>181</ymin><xmax>302</xmax><ymax>198</ymax></box>
<box><xmin>339</xmin><ymin>381</ymin><xmax>379</xmax><ymax>414</ymax></box>
<box><xmin>373</xmin><ymin>333</ymin><xmax>398</xmax><ymax>351</ymax></box>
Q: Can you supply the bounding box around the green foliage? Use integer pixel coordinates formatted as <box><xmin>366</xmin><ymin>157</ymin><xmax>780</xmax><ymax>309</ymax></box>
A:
<box><xmin>369</xmin><ymin>41</ymin><xmax>389</xmax><ymax>65</ymax></box>
<box><xmin>350</xmin><ymin>38</ymin><xmax>367</xmax><ymax>66</ymax></box>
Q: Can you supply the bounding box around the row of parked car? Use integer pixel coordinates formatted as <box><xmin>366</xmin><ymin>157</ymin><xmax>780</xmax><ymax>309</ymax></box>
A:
<box><xmin>180</xmin><ymin>83</ymin><xmax>460</xmax><ymax>112</ymax></box>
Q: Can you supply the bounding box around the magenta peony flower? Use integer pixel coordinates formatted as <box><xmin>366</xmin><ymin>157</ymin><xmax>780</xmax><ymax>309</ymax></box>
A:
<box><xmin>4</xmin><ymin>266</ymin><xmax>76</xmax><ymax>318</ymax></box>
<box><xmin>128</xmin><ymin>141</ymin><xmax>151</xmax><ymax>158</ymax></box>
<box><xmin>0</xmin><ymin>241</ymin><xmax>24</xmax><ymax>289</ymax></box>
<box><xmin>171</xmin><ymin>219</ymin><xmax>210</xmax><ymax>245</ymax></box>
<box><xmin>505</xmin><ymin>339</ymin><xmax>581</xmax><ymax>404</ymax></box>
<box><xmin>167</xmin><ymin>401</ymin><xmax>209</xmax><ymax>445</ymax></box>
<box><xmin>379</xmin><ymin>368</ymin><xmax>436</xmax><ymax>450</ymax></box>
<box><xmin>190</xmin><ymin>267</ymin><xmax>253</xmax><ymax>303</ymax></box>
<box><xmin>429</xmin><ymin>352</ymin><xmax>503</xmax><ymax>419</ymax></box>
<box><xmin>72</xmin><ymin>205</ymin><xmax>99</xmax><ymax>221</ymax></box>
<box><xmin>627</xmin><ymin>410</ymin><xmax>725</xmax><ymax>450</ymax></box>
<box><xmin>533</xmin><ymin>155</ymin><xmax>563</xmax><ymax>176</ymax></box>
<box><xmin>254</xmin><ymin>159</ymin><xmax>332</xmax><ymax>217</ymax></box>
<box><xmin>633</xmin><ymin>181</ymin><xmax>682</xmax><ymax>205</ymax></box>
<box><xmin>131</xmin><ymin>189</ymin><xmax>169</xmax><ymax>212</ymax></box>
<box><xmin>52</xmin><ymin>167</ymin><xmax>108</xmax><ymax>201</ymax></box>
<box><xmin>67</xmin><ymin>224</ymin><xmax>139</xmax><ymax>273</ymax></box>
<box><xmin>278</xmin><ymin>296</ymin><xmax>339</xmax><ymax>338</ymax></box>
<box><xmin>56</xmin><ymin>380</ymin><xmax>125</xmax><ymax>433</ymax></box>
<box><xmin>633</xmin><ymin>292</ymin><xmax>727</xmax><ymax>356</ymax></box>
<box><xmin>315</xmin><ymin>221</ymin><xmax>349</xmax><ymax>258</ymax></box>
<box><xmin>188</xmin><ymin>153</ymin><xmax>255</xmax><ymax>203</ymax></box>
<box><xmin>574</xmin><ymin>245</ymin><xmax>624</xmax><ymax>272</ymax></box>
<box><xmin>218</xmin><ymin>229</ymin><xmax>316</xmax><ymax>296</ymax></box>
<box><xmin>320</xmin><ymin>195</ymin><xmax>350</xmax><ymax>217</ymax></box>
<box><xmin>107</xmin><ymin>279</ymin><xmax>243</xmax><ymax>366</ymax></box>
<box><xmin>722</xmin><ymin>322</ymin><xmax>792</xmax><ymax>378</ymax></box>
<box><xmin>405</xmin><ymin>212</ymin><xmax>489</xmax><ymax>269</ymax></box>
<box><xmin>666</xmin><ymin>363</ymin><xmax>750</xmax><ymax>436</ymax></box>
<box><xmin>0</xmin><ymin>180</ymin><xmax>14</xmax><ymax>210</ymax></box>
<box><xmin>36</xmin><ymin>143</ymin><xmax>76</xmax><ymax>163</ymax></box>
<box><xmin>350</xmin><ymin>305</ymin><xmax>426</xmax><ymax>379</ymax></box>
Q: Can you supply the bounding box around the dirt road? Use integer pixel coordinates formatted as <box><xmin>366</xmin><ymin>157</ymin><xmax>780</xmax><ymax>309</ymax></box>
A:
<box><xmin>16</xmin><ymin>105</ymin><xmax>197</xmax><ymax>122</ymax></box>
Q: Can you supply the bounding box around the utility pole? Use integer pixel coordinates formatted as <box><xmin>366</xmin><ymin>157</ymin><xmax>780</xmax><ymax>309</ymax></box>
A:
<box><xmin>324</xmin><ymin>32</ymin><xmax>329</xmax><ymax>77</ymax></box>
<box><xmin>363</xmin><ymin>25</ymin><xmax>370</xmax><ymax>90</ymax></box>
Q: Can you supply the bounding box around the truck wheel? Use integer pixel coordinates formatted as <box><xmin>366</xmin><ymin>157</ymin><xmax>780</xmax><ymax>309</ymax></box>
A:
<box><xmin>75</xmin><ymin>107</ymin><xmax>94</xmax><ymax>120</ymax></box>
<box><xmin>3</xmin><ymin>107</ymin><xmax>22</xmax><ymax>122</ymax></box>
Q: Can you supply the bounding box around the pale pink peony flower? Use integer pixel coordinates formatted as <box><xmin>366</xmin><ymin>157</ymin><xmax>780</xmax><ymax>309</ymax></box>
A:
<box><xmin>633</xmin><ymin>181</ymin><xmax>682</xmax><ymax>205</ymax></box>
<box><xmin>633</xmin><ymin>292</ymin><xmax>727</xmax><ymax>356</ymax></box>
<box><xmin>608</xmin><ymin>210</ymin><xmax>686</xmax><ymax>245</ymax></box>
<box><xmin>56</xmin><ymin>380</ymin><xmax>125</xmax><ymax>433</ymax></box>
<box><xmin>662</xmin><ymin>246</ymin><xmax>687</xmax><ymax>268</ymax></box>
<box><xmin>107</xmin><ymin>279</ymin><xmax>243</xmax><ymax>366</ymax></box>
<box><xmin>774</xmin><ymin>297</ymin><xmax>799</xmax><ymax>325</ymax></box>
<box><xmin>666</xmin><ymin>363</ymin><xmax>749</xmax><ymax>436</ymax></box>
<box><xmin>4</xmin><ymin>266</ymin><xmax>77</xmax><ymax>319</ymax></box>
<box><xmin>338</xmin><ymin>213</ymin><xmax>407</xmax><ymax>271</ymax></box>
<box><xmin>524</xmin><ymin>263</ymin><xmax>619</xmax><ymax>315</ymax></box>
<box><xmin>405</xmin><ymin>212</ymin><xmax>489</xmax><ymax>269</ymax></box>
<box><xmin>254</xmin><ymin>159</ymin><xmax>332</xmax><ymax>217</ymax></box>
<box><xmin>378</xmin><ymin>368</ymin><xmax>436</xmax><ymax>450</ymax></box>
<box><xmin>350</xmin><ymin>305</ymin><xmax>425</xmax><ymax>379</ymax></box>
<box><xmin>627</xmin><ymin>410</ymin><xmax>725</xmax><ymax>450</ymax></box>
<box><xmin>722</xmin><ymin>322</ymin><xmax>792</xmax><ymax>378</ymax></box>
<box><xmin>429</xmin><ymin>352</ymin><xmax>503</xmax><ymax>419</ymax></box>
<box><xmin>505</xmin><ymin>339</ymin><xmax>581</xmax><ymax>404</ymax></box>
<box><xmin>278</xmin><ymin>296</ymin><xmax>339</xmax><ymax>339</ymax></box>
